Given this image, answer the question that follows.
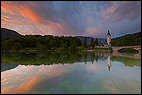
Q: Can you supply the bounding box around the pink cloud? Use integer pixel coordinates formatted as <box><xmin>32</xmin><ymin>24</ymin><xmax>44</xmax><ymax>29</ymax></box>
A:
<box><xmin>1</xmin><ymin>1</ymin><xmax>68</xmax><ymax>36</ymax></box>
<box><xmin>101</xmin><ymin>1</ymin><xmax>141</xmax><ymax>23</ymax></box>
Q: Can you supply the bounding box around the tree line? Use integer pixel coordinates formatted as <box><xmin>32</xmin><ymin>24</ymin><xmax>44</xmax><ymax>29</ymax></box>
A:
<box><xmin>1</xmin><ymin>35</ymin><xmax>99</xmax><ymax>52</ymax></box>
<box><xmin>83</xmin><ymin>37</ymin><xmax>98</xmax><ymax>49</ymax></box>
<box><xmin>110</xmin><ymin>32</ymin><xmax>141</xmax><ymax>46</ymax></box>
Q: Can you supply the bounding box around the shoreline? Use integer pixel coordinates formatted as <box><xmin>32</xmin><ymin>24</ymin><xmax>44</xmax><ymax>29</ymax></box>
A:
<box><xmin>1</xmin><ymin>47</ymin><xmax>141</xmax><ymax>54</ymax></box>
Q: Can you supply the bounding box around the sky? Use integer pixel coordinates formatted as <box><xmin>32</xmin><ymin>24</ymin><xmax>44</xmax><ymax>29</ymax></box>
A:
<box><xmin>1</xmin><ymin>1</ymin><xmax>141</xmax><ymax>38</ymax></box>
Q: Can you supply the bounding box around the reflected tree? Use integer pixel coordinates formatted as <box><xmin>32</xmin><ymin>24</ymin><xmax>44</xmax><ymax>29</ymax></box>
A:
<box><xmin>95</xmin><ymin>55</ymin><xmax>98</xmax><ymax>62</ymax></box>
<box><xmin>90</xmin><ymin>52</ymin><xmax>95</xmax><ymax>64</ymax></box>
<box><xmin>84</xmin><ymin>52</ymin><xmax>88</xmax><ymax>64</ymax></box>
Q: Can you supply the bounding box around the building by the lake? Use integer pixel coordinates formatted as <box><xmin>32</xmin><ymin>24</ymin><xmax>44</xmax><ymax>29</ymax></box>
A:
<box><xmin>107</xmin><ymin>30</ymin><xmax>111</xmax><ymax>46</ymax></box>
<box><xmin>96</xmin><ymin>30</ymin><xmax>111</xmax><ymax>48</ymax></box>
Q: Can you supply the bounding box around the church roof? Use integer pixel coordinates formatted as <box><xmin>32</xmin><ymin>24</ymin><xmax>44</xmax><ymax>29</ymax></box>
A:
<box><xmin>107</xmin><ymin>30</ymin><xmax>111</xmax><ymax>35</ymax></box>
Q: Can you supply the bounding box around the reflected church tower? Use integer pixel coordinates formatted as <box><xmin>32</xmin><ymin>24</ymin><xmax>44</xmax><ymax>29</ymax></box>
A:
<box><xmin>107</xmin><ymin>55</ymin><xmax>111</xmax><ymax>71</ymax></box>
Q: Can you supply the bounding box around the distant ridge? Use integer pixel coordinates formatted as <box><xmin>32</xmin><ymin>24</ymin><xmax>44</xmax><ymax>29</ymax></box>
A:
<box><xmin>1</xmin><ymin>28</ymin><xmax>21</xmax><ymax>38</ymax></box>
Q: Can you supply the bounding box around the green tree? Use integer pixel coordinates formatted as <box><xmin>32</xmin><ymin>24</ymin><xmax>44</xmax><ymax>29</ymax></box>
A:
<box><xmin>90</xmin><ymin>38</ymin><xmax>95</xmax><ymax>48</ymax></box>
<box><xmin>69</xmin><ymin>40</ymin><xmax>77</xmax><ymax>52</ymax></box>
<box><xmin>1</xmin><ymin>35</ymin><xmax>83</xmax><ymax>51</ymax></box>
<box><xmin>94</xmin><ymin>38</ymin><xmax>98</xmax><ymax>46</ymax></box>
<box><xmin>110</xmin><ymin>32</ymin><xmax>141</xmax><ymax>46</ymax></box>
<box><xmin>83</xmin><ymin>37</ymin><xmax>87</xmax><ymax>48</ymax></box>
<box><xmin>61</xmin><ymin>40</ymin><xmax>68</xmax><ymax>50</ymax></box>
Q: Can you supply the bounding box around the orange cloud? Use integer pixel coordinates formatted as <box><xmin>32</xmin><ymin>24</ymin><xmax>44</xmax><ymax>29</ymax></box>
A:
<box><xmin>1</xmin><ymin>15</ymin><xmax>10</xmax><ymax>18</ymax></box>
<box><xmin>1</xmin><ymin>1</ymin><xmax>69</xmax><ymax>36</ymax></box>
<box><xmin>45</xmin><ymin>22</ymin><xmax>67</xmax><ymax>35</ymax></box>
<box><xmin>1</xmin><ymin>1</ymin><xmax>42</xmax><ymax>23</ymax></box>
<box><xmin>19</xmin><ymin>5</ymin><xmax>43</xmax><ymax>23</ymax></box>
<box><xmin>1</xmin><ymin>16</ymin><xmax>9</xmax><ymax>21</ymax></box>
<box><xmin>1</xmin><ymin>1</ymin><xmax>17</xmax><ymax>15</ymax></box>
<box><xmin>1</xmin><ymin>76</ymin><xmax>40</xmax><ymax>94</ymax></box>
<box><xmin>1</xmin><ymin>64</ymin><xmax>73</xmax><ymax>94</ymax></box>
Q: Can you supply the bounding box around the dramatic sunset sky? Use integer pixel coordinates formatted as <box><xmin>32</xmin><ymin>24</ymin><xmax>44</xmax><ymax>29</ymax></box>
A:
<box><xmin>1</xmin><ymin>1</ymin><xmax>141</xmax><ymax>38</ymax></box>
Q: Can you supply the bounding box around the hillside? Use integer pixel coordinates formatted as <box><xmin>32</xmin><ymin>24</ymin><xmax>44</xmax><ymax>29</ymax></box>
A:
<box><xmin>1</xmin><ymin>28</ymin><xmax>21</xmax><ymax>38</ymax></box>
<box><xmin>110</xmin><ymin>32</ymin><xmax>141</xmax><ymax>46</ymax></box>
<box><xmin>74</xmin><ymin>36</ymin><xmax>106</xmax><ymax>44</ymax></box>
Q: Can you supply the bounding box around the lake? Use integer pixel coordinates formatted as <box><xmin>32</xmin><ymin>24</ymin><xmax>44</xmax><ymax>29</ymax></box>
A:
<box><xmin>1</xmin><ymin>51</ymin><xmax>141</xmax><ymax>94</ymax></box>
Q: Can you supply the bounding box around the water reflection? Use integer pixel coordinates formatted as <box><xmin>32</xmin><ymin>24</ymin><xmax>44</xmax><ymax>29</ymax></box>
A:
<box><xmin>1</xmin><ymin>51</ymin><xmax>141</xmax><ymax>94</ymax></box>
<box><xmin>1</xmin><ymin>63</ymin><xmax>19</xmax><ymax>72</ymax></box>
<box><xmin>1</xmin><ymin>51</ymin><xmax>141</xmax><ymax>71</ymax></box>
<box><xmin>107</xmin><ymin>55</ymin><xmax>111</xmax><ymax>71</ymax></box>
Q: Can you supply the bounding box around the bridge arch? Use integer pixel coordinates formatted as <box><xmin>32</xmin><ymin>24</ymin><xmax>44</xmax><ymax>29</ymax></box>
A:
<box><xmin>112</xmin><ymin>45</ymin><xmax>141</xmax><ymax>52</ymax></box>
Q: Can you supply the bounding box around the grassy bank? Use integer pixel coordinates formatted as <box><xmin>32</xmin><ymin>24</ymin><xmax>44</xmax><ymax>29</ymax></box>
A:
<box><xmin>94</xmin><ymin>48</ymin><xmax>111</xmax><ymax>50</ymax></box>
<box><xmin>118</xmin><ymin>48</ymin><xmax>139</xmax><ymax>53</ymax></box>
<box><xmin>111</xmin><ymin>56</ymin><xmax>141</xmax><ymax>67</ymax></box>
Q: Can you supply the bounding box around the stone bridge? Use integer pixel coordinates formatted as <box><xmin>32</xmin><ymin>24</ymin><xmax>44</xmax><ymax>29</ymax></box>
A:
<box><xmin>112</xmin><ymin>45</ymin><xmax>141</xmax><ymax>53</ymax></box>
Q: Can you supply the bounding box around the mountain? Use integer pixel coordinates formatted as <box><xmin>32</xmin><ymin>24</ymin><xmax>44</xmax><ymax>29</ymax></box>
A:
<box><xmin>74</xmin><ymin>36</ymin><xmax>106</xmax><ymax>44</ymax></box>
<box><xmin>111</xmin><ymin>32</ymin><xmax>141</xmax><ymax>46</ymax></box>
<box><xmin>1</xmin><ymin>28</ymin><xmax>21</xmax><ymax>38</ymax></box>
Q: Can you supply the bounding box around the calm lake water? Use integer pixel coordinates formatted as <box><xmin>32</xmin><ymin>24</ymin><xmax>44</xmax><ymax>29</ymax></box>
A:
<box><xmin>1</xmin><ymin>51</ymin><xmax>141</xmax><ymax>94</ymax></box>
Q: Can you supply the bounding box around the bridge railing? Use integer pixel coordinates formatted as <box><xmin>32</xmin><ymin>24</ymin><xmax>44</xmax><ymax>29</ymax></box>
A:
<box><xmin>112</xmin><ymin>45</ymin><xmax>141</xmax><ymax>48</ymax></box>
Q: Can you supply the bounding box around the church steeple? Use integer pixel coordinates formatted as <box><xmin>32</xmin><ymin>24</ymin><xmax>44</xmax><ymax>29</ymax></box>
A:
<box><xmin>107</xmin><ymin>30</ymin><xmax>110</xmax><ymax>36</ymax></box>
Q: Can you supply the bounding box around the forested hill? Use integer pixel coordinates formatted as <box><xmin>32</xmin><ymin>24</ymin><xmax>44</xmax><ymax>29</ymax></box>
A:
<box><xmin>110</xmin><ymin>32</ymin><xmax>141</xmax><ymax>46</ymax></box>
<box><xmin>1</xmin><ymin>28</ymin><xmax>21</xmax><ymax>38</ymax></box>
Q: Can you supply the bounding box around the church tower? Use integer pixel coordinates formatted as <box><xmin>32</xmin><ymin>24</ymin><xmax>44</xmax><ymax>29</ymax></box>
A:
<box><xmin>107</xmin><ymin>30</ymin><xmax>111</xmax><ymax>46</ymax></box>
